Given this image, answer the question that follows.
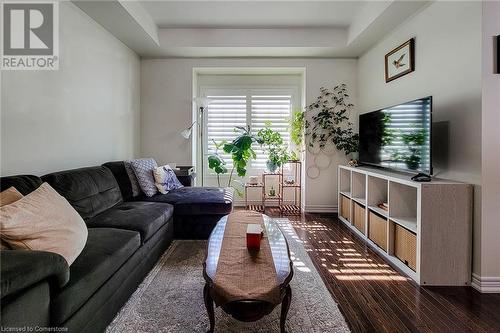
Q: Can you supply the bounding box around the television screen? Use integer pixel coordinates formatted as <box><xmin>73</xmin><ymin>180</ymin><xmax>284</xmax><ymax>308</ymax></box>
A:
<box><xmin>359</xmin><ymin>97</ymin><xmax>432</xmax><ymax>174</ymax></box>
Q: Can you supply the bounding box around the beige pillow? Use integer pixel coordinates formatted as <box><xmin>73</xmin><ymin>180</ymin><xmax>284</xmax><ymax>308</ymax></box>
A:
<box><xmin>0</xmin><ymin>183</ymin><xmax>88</xmax><ymax>265</ymax></box>
<box><xmin>0</xmin><ymin>187</ymin><xmax>23</xmax><ymax>207</ymax></box>
<box><xmin>0</xmin><ymin>187</ymin><xmax>24</xmax><ymax>250</ymax></box>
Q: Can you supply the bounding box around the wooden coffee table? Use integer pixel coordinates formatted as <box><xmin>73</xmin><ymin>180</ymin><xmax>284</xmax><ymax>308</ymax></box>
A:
<box><xmin>203</xmin><ymin>213</ymin><xmax>294</xmax><ymax>333</ymax></box>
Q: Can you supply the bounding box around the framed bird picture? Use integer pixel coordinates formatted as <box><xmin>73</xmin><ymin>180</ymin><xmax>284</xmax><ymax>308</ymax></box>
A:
<box><xmin>385</xmin><ymin>38</ymin><xmax>415</xmax><ymax>82</ymax></box>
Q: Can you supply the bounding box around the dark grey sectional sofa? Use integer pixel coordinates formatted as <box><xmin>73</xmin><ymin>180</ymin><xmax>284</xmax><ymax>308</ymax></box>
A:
<box><xmin>0</xmin><ymin>161</ymin><xmax>233</xmax><ymax>332</ymax></box>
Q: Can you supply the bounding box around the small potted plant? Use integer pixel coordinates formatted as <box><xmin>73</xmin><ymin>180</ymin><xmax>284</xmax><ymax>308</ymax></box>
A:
<box><xmin>257</xmin><ymin>122</ymin><xmax>290</xmax><ymax>173</ymax></box>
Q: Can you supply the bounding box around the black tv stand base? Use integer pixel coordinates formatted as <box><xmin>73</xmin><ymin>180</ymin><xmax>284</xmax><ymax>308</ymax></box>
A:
<box><xmin>411</xmin><ymin>173</ymin><xmax>432</xmax><ymax>182</ymax></box>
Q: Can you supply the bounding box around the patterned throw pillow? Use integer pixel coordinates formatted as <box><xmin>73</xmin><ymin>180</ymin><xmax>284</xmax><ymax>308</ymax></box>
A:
<box><xmin>124</xmin><ymin>160</ymin><xmax>141</xmax><ymax>197</ymax></box>
<box><xmin>153</xmin><ymin>165</ymin><xmax>184</xmax><ymax>194</ymax></box>
<box><xmin>130</xmin><ymin>158</ymin><xmax>158</xmax><ymax>197</ymax></box>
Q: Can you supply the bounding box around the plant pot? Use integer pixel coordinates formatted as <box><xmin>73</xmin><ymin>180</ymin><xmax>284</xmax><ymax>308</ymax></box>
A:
<box><xmin>266</xmin><ymin>160</ymin><xmax>279</xmax><ymax>173</ymax></box>
<box><xmin>348</xmin><ymin>152</ymin><xmax>359</xmax><ymax>161</ymax></box>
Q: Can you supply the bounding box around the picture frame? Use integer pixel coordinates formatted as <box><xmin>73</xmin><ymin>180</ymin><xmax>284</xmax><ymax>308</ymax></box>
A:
<box><xmin>385</xmin><ymin>38</ymin><xmax>415</xmax><ymax>82</ymax></box>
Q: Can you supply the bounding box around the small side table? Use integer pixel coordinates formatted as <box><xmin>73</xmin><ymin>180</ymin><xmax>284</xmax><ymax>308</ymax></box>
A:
<box><xmin>244</xmin><ymin>183</ymin><xmax>264</xmax><ymax>212</ymax></box>
<box><xmin>174</xmin><ymin>166</ymin><xmax>196</xmax><ymax>187</ymax></box>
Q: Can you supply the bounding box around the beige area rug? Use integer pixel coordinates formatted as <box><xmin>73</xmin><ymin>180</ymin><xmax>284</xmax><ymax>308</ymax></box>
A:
<box><xmin>106</xmin><ymin>218</ymin><xmax>350</xmax><ymax>333</ymax></box>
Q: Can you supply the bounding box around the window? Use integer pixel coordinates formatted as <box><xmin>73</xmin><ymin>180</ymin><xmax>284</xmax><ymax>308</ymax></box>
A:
<box><xmin>202</xmin><ymin>87</ymin><xmax>298</xmax><ymax>174</ymax></box>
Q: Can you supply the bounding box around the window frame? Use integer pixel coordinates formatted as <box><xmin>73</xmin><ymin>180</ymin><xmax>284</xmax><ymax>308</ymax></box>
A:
<box><xmin>200</xmin><ymin>84</ymin><xmax>300</xmax><ymax>178</ymax></box>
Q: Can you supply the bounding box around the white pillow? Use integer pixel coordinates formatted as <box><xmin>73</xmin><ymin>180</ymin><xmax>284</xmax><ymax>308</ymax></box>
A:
<box><xmin>0</xmin><ymin>183</ymin><xmax>88</xmax><ymax>265</ymax></box>
<box><xmin>153</xmin><ymin>165</ymin><xmax>184</xmax><ymax>194</ymax></box>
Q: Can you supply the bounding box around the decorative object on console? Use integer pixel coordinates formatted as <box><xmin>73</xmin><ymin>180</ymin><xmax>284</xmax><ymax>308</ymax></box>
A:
<box><xmin>130</xmin><ymin>158</ymin><xmax>158</xmax><ymax>197</ymax></box>
<box><xmin>153</xmin><ymin>165</ymin><xmax>184</xmax><ymax>194</ymax></box>
<box><xmin>0</xmin><ymin>183</ymin><xmax>88</xmax><ymax>265</ymax></box>
<box><xmin>385</xmin><ymin>38</ymin><xmax>415</xmax><ymax>82</ymax></box>
<box><xmin>348</xmin><ymin>159</ymin><xmax>359</xmax><ymax>167</ymax></box>
<box><xmin>411</xmin><ymin>173</ymin><xmax>432</xmax><ymax>182</ymax></box>
<box><xmin>124</xmin><ymin>160</ymin><xmax>141</xmax><ymax>197</ymax></box>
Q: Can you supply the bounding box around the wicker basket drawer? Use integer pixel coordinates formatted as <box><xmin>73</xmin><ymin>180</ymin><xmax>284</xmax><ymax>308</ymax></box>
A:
<box><xmin>352</xmin><ymin>202</ymin><xmax>365</xmax><ymax>233</ymax></box>
<box><xmin>368</xmin><ymin>211</ymin><xmax>387</xmax><ymax>251</ymax></box>
<box><xmin>394</xmin><ymin>224</ymin><xmax>417</xmax><ymax>271</ymax></box>
<box><xmin>340</xmin><ymin>195</ymin><xmax>351</xmax><ymax>222</ymax></box>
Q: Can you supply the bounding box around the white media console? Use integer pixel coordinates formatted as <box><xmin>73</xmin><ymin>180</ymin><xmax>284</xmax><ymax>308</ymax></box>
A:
<box><xmin>337</xmin><ymin>165</ymin><xmax>473</xmax><ymax>286</ymax></box>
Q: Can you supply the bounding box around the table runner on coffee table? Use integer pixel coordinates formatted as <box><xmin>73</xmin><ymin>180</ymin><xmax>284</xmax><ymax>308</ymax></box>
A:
<box><xmin>213</xmin><ymin>211</ymin><xmax>280</xmax><ymax>305</ymax></box>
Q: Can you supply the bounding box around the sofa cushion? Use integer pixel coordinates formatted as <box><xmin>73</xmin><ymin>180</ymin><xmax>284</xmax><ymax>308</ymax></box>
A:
<box><xmin>153</xmin><ymin>165</ymin><xmax>183</xmax><ymax>194</ymax></box>
<box><xmin>0</xmin><ymin>183</ymin><xmax>88</xmax><ymax>266</ymax></box>
<box><xmin>42</xmin><ymin>167</ymin><xmax>122</xmax><ymax>220</ymax></box>
<box><xmin>51</xmin><ymin>228</ymin><xmax>140</xmax><ymax>325</ymax></box>
<box><xmin>124</xmin><ymin>160</ymin><xmax>141</xmax><ymax>197</ymax></box>
<box><xmin>86</xmin><ymin>202</ymin><xmax>173</xmax><ymax>243</ymax></box>
<box><xmin>102</xmin><ymin>161</ymin><xmax>133</xmax><ymax>201</ymax></box>
<box><xmin>0</xmin><ymin>175</ymin><xmax>42</xmax><ymax>195</ymax></box>
<box><xmin>130</xmin><ymin>158</ymin><xmax>158</xmax><ymax>197</ymax></box>
<box><xmin>139</xmin><ymin>187</ymin><xmax>234</xmax><ymax>215</ymax></box>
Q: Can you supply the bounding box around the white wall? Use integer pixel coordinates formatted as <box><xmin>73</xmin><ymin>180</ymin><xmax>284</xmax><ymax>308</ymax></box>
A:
<box><xmin>357</xmin><ymin>2</ymin><xmax>482</xmax><ymax>274</ymax></box>
<box><xmin>141</xmin><ymin>58</ymin><xmax>357</xmax><ymax>210</ymax></box>
<box><xmin>480</xmin><ymin>1</ymin><xmax>500</xmax><ymax>284</ymax></box>
<box><xmin>1</xmin><ymin>2</ymin><xmax>140</xmax><ymax>176</ymax></box>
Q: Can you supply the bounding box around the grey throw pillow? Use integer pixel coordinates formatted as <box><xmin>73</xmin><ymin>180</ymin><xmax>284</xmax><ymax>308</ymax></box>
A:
<box><xmin>130</xmin><ymin>158</ymin><xmax>158</xmax><ymax>197</ymax></box>
<box><xmin>124</xmin><ymin>160</ymin><xmax>141</xmax><ymax>197</ymax></box>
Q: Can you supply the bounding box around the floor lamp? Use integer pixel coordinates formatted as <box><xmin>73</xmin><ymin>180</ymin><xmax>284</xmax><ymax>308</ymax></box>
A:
<box><xmin>182</xmin><ymin>97</ymin><xmax>210</xmax><ymax>186</ymax></box>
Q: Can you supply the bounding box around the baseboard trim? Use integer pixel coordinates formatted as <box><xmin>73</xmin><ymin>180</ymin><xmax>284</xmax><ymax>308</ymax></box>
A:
<box><xmin>304</xmin><ymin>205</ymin><xmax>338</xmax><ymax>213</ymax></box>
<box><xmin>471</xmin><ymin>273</ymin><xmax>500</xmax><ymax>293</ymax></box>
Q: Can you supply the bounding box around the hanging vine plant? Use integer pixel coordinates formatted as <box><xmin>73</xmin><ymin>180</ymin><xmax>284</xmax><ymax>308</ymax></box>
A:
<box><xmin>305</xmin><ymin>84</ymin><xmax>359</xmax><ymax>156</ymax></box>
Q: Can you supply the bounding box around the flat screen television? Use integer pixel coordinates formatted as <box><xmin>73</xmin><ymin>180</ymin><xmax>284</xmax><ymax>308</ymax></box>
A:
<box><xmin>359</xmin><ymin>96</ymin><xmax>432</xmax><ymax>174</ymax></box>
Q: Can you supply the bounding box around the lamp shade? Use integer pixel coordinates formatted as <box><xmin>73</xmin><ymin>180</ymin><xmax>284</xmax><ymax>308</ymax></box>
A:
<box><xmin>181</xmin><ymin>128</ymin><xmax>192</xmax><ymax>139</ymax></box>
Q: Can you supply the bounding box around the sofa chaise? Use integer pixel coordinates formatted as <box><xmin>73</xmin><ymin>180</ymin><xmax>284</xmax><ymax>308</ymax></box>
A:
<box><xmin>0</xmin><ymin>162</ymin><xmax>233</xmax><ymax>332</ymax></box>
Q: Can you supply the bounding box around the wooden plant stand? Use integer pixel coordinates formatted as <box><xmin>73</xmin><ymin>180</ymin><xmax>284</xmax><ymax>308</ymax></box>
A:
<box><xmin>280</xmin><ymin>160</ymin><xmax>302</xmax><ymax>215</ymax></box>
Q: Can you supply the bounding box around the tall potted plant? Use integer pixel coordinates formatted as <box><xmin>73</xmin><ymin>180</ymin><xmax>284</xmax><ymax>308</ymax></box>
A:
<box><xmin>289</xmin><ymin>108</ymin><xmax>305</xmax><ymax>161</ymax></box>
<box><xmin>207</xmin><ymin>126</ymin><xmax>257</xmax><ymax>195</ymax></box>
<box><xmin>305</xmin><ymin>84</ymin><xmax>359</xmax><ymax>158</ymax></box>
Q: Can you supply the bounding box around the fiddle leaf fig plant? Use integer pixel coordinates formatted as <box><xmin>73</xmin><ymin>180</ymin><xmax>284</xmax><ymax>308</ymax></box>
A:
<box><xmin>305</xmin><ymin>84</ymin><xmax>359</xmax><ymax>156</ymax></box>
<box><xmin>223</xmin><ymin>126</ymin><xmax>257</xmax><ymax>178</ymax></box>
<box><xmin>207</xmin><ymin>126</ymin><xmax>258</xmax><ymax>196</ymax></box>
<box><xmin>207</xmin><ymin>140</ymin><xmax>227</xmax><ymax>187</ymax></box>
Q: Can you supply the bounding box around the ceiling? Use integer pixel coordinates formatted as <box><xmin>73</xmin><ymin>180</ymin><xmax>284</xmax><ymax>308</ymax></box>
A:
<box><xmin>73</xmin><ymin>0</ymin><xmax>430</xmax><ymax>58</ymax></box>
<box><xmin>139</xmin><ymin>1</ymin><xmax>365</xmax><ymax>29</ymax></box>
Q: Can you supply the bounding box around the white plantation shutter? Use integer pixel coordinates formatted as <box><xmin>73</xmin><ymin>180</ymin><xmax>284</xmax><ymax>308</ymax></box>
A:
<box><xmin>251</xmin><ymin>94</ymin><xmax>292</xmax><ymax>169</ymax></box>
<box><xmin>202</xmin><ymin>87</ymin><xmax>296</xmax><ymax>174</ymax></box>
<box><xmin>206</xmin><ymin>95</ymin><xmax>247</xmax><ymax>169</ymax></box>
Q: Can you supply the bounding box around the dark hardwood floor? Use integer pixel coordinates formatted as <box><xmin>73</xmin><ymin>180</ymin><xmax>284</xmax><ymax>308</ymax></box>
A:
<box><xmin>264</xmin><ymin>209</ymin><xmax>500</xmax><ymax>333</ymax></box>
